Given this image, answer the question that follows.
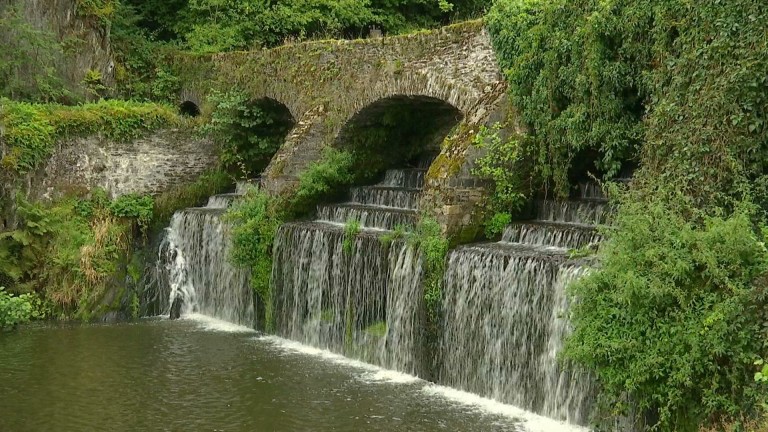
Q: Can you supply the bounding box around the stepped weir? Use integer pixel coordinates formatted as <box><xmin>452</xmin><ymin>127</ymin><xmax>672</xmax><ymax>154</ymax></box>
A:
<box><xmin>148</xmin><ymin>164</ymin><xmax>611</xmax><ymax>427</ymax></box>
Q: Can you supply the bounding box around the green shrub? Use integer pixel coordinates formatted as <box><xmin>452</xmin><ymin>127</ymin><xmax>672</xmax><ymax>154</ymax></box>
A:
<box><xmin>225</xmin><ymin>186</ymin><xmax>284</xmax><ymax>330</ymax></box>
<box><xmin>290</xmin><ymin>147</ymin><xmax>355</xmax><ymax>216</ymax></box>
<box><xmin>405</xmin><ymin>218</ymin><xmax>448</xmax><ymax>322</ymax></box>
<box><xmin>564</xmin><ymin>188</ymin><xmax>768</xmax><ymax>431</ymax></box>
<box><xmin>201</xmin><ymin>90</ymin><xmax>294</xmax><ymax>178</ymax></box>
<box><xmin>109</xmin><ymin>194</ymin><xmax>154</xmax><ymax>230</ymax></box>
<box><xmin>472</xmin><ymin>123</ymin><xmax>530</xmax><ymax>214</ymax></box>
<box><xmin>483</xmin><ymin>212</ymin><xmax>511</xmax><ymax>240</ymax></box>
<box><xmin>0</xmin><ymin>287</ymin><xmax>38</xmax><ymax>329</ymax></box>
<box><xmin>342</xmin><ymin>218</ymin><xmax>361</xmax><ymax>255</ymax></box>
<box><xmin>487</xmin><ymin>0</ymin><xmax>646</xmax><ymax>197</ymax></box>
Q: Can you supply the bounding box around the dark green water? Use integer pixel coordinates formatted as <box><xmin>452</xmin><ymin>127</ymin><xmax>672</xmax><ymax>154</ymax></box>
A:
<box><xmin>0</xmin><ymin>317</ymin><xmax>569</xmax><ymax>432</ymax></box>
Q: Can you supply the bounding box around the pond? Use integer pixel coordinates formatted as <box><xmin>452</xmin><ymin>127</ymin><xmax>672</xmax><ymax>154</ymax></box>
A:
<box><xmin>0</xmin><ymin>316</ymin><xmax>584</xmax><ymax>432</ymax></box>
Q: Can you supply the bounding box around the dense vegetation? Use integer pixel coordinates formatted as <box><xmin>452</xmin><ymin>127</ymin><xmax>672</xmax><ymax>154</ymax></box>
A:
<box><xmin>487</xmin><ymin>0</ymin><xmax>768</xmax><ymax>430</ymax></box>
<box><xmin>124</xmin><ymin>0</ymin><xmax>489</xmax><ymax>52</ymax></box>
<box><xmin>201</xmin><ymin>91</ymin><xmax>295</xmax><ymax>178</ymax></box>
<box><xmin>0</xmin><ymin>192</ymin><xmax>149</xmax><ymax>319</ymax></box>
<box><xmin>0</xmin><ymin>287</ymin><xmax>40</xmax><ymax>329</ymax></box>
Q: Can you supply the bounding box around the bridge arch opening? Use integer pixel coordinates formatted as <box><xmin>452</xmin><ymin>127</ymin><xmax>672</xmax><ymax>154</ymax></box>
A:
<box><xmin>179</xmin><ymin>101</ymin><xmax>201</xmax><ymax>117</ymax></box>
<box><xmin>334</xmin><ymin>95</ymin><xmax>463</xmax><ymax>181</ymax></box>
<box><xmin>220</xmin><ymin>97</ymin><xmax>295</xmax><ymax>177</ymax></box>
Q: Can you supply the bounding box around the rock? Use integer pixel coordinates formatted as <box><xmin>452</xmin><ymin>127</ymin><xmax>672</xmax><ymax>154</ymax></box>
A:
<box><xmin>170</xmin><ymin>296</ymin><xmax>183</xmax><ymax>320</ymax></box>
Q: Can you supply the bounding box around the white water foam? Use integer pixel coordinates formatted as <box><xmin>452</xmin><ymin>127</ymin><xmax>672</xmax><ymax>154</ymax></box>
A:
<box><xmin>184</xmin><ymin>313</ymin><xmax>256</xmax><ymax>333</ymax></box>
<box><xmin>422</xmin><ymin>385</ymin><xmax>590</xmax><ymax>432</ymax></box>
<box><xmin>257</xmin><ymin>335</ymin><xmax>584</xmax><ymax>431</ymax></box>
<box><xmin>257</xmin><ymin>335</ymin><xmax>420</xmax><ymax>384</ymax></box>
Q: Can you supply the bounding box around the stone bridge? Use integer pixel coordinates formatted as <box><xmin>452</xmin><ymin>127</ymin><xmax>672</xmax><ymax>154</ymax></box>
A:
<box><xmin>179</xmin><ymin>20</ymin><xmax>509</xmax><ymax>235</ymax></box>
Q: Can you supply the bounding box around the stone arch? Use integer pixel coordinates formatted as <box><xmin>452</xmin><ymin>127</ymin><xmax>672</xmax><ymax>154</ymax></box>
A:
<box><xmin>178</xmin><ymin>89</ymin><xmax>203</xmax><ymax>109</ymax></box>
<box><xmin>179</xmin><ymin>100</ymin><xmax>201</xmax><ymax>117</ymax></box>
<box><xmin>346</xmin><ymin>72</ymin><xmax>482</xmax><ymax>122</ymax></box>
<box><xmin>332</xmin><ymin>95</ymin><xmax>464</xmax><ymax>169</ymax></box>
<box><xmin>223</xmin><ymin>97</ymin><xmax>297</xmax><ymax>176</ymax></box>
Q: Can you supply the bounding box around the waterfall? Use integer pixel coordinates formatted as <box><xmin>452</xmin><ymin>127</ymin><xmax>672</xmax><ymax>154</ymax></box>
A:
<box><xmin>439</xmin><ymin>189</ymin><xmax>607</xmax><ymax>425</ymax></box>
<box><xmin>151</xmin><ymin>184</ymin><xmax>256</xmax><ymax>327</ymax></box>
<box><xmin>271</xmin><ymin>167</ymin><xmax>428</xmax><ymax>375</ymax></box>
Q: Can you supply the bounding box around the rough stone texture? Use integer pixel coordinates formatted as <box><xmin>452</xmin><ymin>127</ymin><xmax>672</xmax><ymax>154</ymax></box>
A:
<box><xmin>422</xmin><ymin>88</ymin><xmax>514</xmax><ymax>239</ymax></box>
<box><xmin>30</xmin><ymin>129</ymin><xmax>218</xmax><ymax>200</ymax></box>
<box><xmin>179</xmin><ymin>21</ymin><xmax>504</xmax><ymax>219</ymax></box>
<box><xmin>1</xmin><ymin>0</ymin><xmax>114</xmax><ymax>98</ymax></box>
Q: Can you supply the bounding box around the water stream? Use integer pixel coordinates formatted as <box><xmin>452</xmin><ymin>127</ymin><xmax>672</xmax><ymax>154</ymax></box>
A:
<box><xmin>439</xmin><ymin>186</ymin><xmax>606</xmax><ymax>424</ymax></box>
<box><xmin>151</xmin><ymin>183</ymin><xmax>255</xmax><ymax>326</ymax></box>
<box><xmin>272</xmin><ymin>167</ymin><xmax>428</xmax><ymax>375</ymax></box>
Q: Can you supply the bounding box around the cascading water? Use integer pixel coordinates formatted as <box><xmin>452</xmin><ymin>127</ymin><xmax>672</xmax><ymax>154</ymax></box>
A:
<box><xmin>439</xmin><ymin>184</ymin><xmax>608</xmax><ymax>425</ymax></box>
<box><xmin>151</xmin><ymin>182</ymin><xmax>256</xmax><ymax>327</ymax></box>
<box><xmin>271</xmin><ymin>167</ymin><xmax>428</xmax><ymax>375</ymax></box>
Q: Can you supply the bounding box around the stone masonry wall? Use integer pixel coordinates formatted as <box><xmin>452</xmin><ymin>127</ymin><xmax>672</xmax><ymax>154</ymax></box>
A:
<box><xmin>30</xmin><ymin>129</ymin><xmax>218</xmax><ymax>200</ymax></box>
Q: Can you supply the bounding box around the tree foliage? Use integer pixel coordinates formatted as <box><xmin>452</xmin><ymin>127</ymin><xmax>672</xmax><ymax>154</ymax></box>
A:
<box><xmin>201</xmin><ymin>90</ymin><xmax>294</xmax><ymax>178</ymax></box>
<box><xmin>488</xmin><ymin>0</ymin><xmax>768</xmax><ymax>204</ymax></box>
<box><xmin>488</xmin><ymin>0</ymin><xmax>768</xmax><ymax>429</ymax></box>
<box><xmin>564</xmin><ymin>187</ymin><xmax>768</xmax><ymax>431</ymax></box>
<box><xmin>0</xmin><ymin>6</ymin><xmax>70</xmax><ymax>102</ymax></box>
<box><xmin>123</xmin><ymin>0</ymin><xmax>491</xmax><ymax>52</ymax></box>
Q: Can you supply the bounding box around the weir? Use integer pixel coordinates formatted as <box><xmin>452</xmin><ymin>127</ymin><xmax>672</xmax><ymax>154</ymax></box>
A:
<box><xmin>271</xmin><ymin>167</ymin><xmax>428</xmax><ymax>375</ymax></box>
<box><xmin>439</xmin><ymin>184</ymin><xmax>606</xmax><ymax>424</ymax></box>
<box><xmin>150</xmin><ymin>182</ymin><xmax>256</xmax><ymax>327</ymax></box>
<box><xmin>146</xmin><ymin>166</ymin><xmax>609</xmax><ymax>427</ymax></box>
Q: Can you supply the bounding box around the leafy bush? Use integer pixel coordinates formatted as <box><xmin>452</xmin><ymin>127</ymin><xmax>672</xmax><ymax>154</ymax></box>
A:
<box><xmin>405</xmin><ymin>218</ymin><xmax>448</xmax><ymax>322</ymax></box>
<box><xmin>488</xmin><ymin>0</ymin><xmax>768</xmax><ymax>206</ymax></box>
<box><xmin>472</xmin><ymin>123</ymin><xmax>530</xmax><ymax>213</ymax></box>
<box><xmin>109</xmin><ymin>194</ymin><xmax>154</xmax><ymax>229</ymax></box>
<box><xmin>226</xmin><ymin>186</ymin><xmax>284</xmax><ymax>330</ymax></box>
<box><xmin>0</xmin><ymin>287</ymin><xmax>38</xmax><ymax>329</ymax></box>
<box><xmin>483</xmin><ymin>212</ymin><xmax>511</xmax><ymax>239</ymax></box>
<box><xmin>564</xmin><ymin>188</ymin><xmax>768</xmax><ymax>431</ymax></box>
<box><xmin>487</xmin><ymin>0</ymin><xmax>646</xmax><ymax>197</ymax></box>
<box><xmin>290</xmin><ymin>147</ymin><xmax>355</xmax><ymax>216</ymax></box>
<box><xmin>201</xmin><ymin>90</ymin><xmax>294</xmax><ymax>178</ymax></box>
<box><xmin>342</xmin><ymin>218</ymin><xmax>361</xmax><ymax>255</ymax></box>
